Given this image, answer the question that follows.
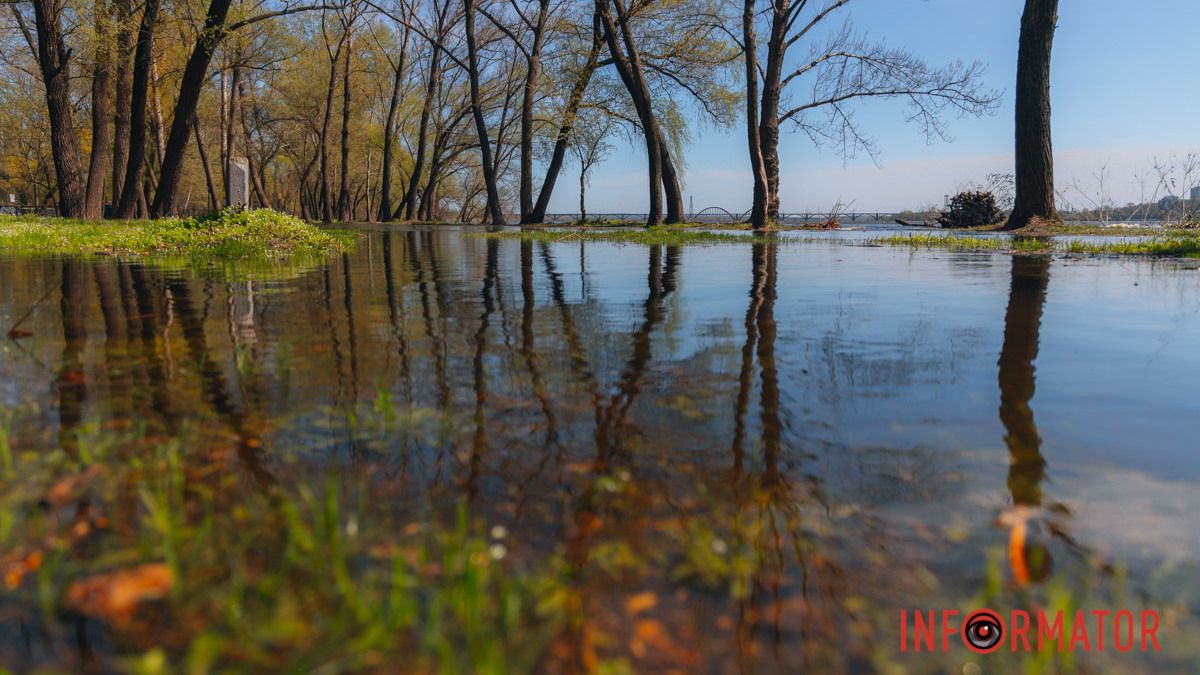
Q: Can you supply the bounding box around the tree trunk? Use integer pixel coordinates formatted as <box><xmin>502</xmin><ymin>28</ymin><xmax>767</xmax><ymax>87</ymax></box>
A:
<box><xmin>31</xmin><ymin>0</ymin><xmax>87</xmax><ymax>218</ymax></box>
<box><xmin>529</xmin><ymin>33</ymin><xmax>601</xmax><ymax>223</ymax></box>
<box><xmin>465</xmin><ymin>0</ymin><xmax>506</xmax><ymax>226</ymax></box>
<box><xmin>318</xmin><ymin>40</ymin><xmax>341</xmax><ymax>223</ymax></box>
<box><xmin>658</xmin><ymin>132</ymin><xmax>684</xmax><ymax>223</ymax></box>
<box><xmin>598</xmin><ymin>0</ymin><xmax>661</xmax><ymax>227</ymax></box>
<box><xmin>112</xmin><ymin>0</ymin><xmax>134</xmax><ymax>202</ymax></box>
<box><xmin>579</xmin><ymin>165</ymin><xmax>586</xmax><ymax>221</ymax></box>
<box><xmin>223</xmin><ymin>62</ymin><xmax>241</xmax><ymax>203</ymax></box>
<box><xmin>151</xmin><ymin>0</ymin><xmax>235</xmax><ymax>218</ymax></box>
<box><xmin>998</xmin><ymin>254</ymin><xmax>1050</xmax><ymax>508</ymax></box>
<box><xmin>378</xmin><ymin>20</ymin><xmax>410</xmax><ymax>222</ymax></box>
<box><xmin>1005</xmin><ymin>0</ymin><xmax>1059</xmax><ymax>230</ymax></box>
<box><xmin>338</xmin><ymin>34</ymin><xmax>353</xmax><ymax>222</ymax></box>
<box><xmin>192</xmin><ymin>112</ymin><xmax>220</xmax><ymax>210</ymax></box>
<box><xmin>402</xmin><ymin>45</ymin><xmax>440</xmax><ymax>220</ymax></box>
<box><xmin>743</xmin><ymin>0</ymin><xmax>769</xmax><ymax>229</ymax></box>
<box><xmin>116</xmin><ymin>0</ymin><xmax>159</xmax><ymax>218</ymax></box>
<box><xmin>757</xmin><ymin>0</ymin><xmax>787</xmax><ymax>223</ymax></box>
<box><xmin>518</xmin><ymin>0</ymin><xmax>550</xmax><ymax>223</ymax></box>
<box><xmin>84</xmin><ymin>3</ymin><xmax>112</xmax><ymax>219</ymax></box>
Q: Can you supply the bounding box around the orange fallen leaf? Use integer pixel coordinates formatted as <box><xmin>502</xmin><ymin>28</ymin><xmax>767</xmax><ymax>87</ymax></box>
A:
<box><xmin>625</xmin><ymin>591</ymin><xmax>657</xmax><ymax>616</ymax></box>
<box><xmin>65</xmin><ymin>563</ymin><xmax>174</xmax><ymax>625</ymax></box>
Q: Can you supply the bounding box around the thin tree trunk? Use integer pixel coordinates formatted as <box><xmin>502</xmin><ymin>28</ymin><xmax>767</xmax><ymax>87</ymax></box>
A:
<box><xmin>117</xmin><ymin>0</ymin><xmax>160</xmax><ymax>218</ymax></box>
<box><xmin>579</xmin><ymin>165</ymin><xmax>586</xmax><ymax>221</ymax></box>
<box><xmin>192</xmin><ymin>112</ymin><xmax>220</xmax><ymax>210</ymax></box>
<box><xmin>378</xmin><ymin>18</ymin><xmax>410</xmax><ymax>222</ymax></box>
<box><xmin>598</xmin><ymin>0</ymin><xmax>661</xmax><ymax>227</ymax></box>
<box><xmin>318</xmin><ymin>41</ymin><xmax>341</xmax><ymax>223</ymax></box>
<box><xmin>518</xmin><ymin>0</ymin><xmax>550</xmax><ymax>223</ymax></box>
<box><xmin>31</xmin><ymin>0</ymin><xmax>87</xmax><ymax>218</ymax></box>
<box><xmin>530</xmin><ymin>33</ymin><xmax>602</xmax><ymax>223</ymax></box>
<box><xmin>152</xmin><ymin>0</ymin><xmax>235</xmax><ymax>217</ymax></box>
<box><xmin>743</xmin><ymin>0</ymin><xmax>769</xmax><ymax>229</ymax></box>
<box><xmin>112</xmin><ymin>0</ymin><xmax>134</xmax><ymax>201</ymax></box>
<box><xmin>402</xmin><ymin>33</ymin><xmax>442</xmax><ymax>221</ymax></box>
<box><xmin>338</xmin><ymin>34</ymin><xmax>353</xmax><ymax>221</ymax></box>
<box><xmin>149</xmin><ymin>43</ymin><xmax>166</xmax><ymax>166</ymax></box>
<box><xmin>465</xmin><ymin>0</ymin><xmax>506</xmax><ymax>225</ymax></box>
<box><xmin>658</xmin><ymin>133</ymin><xmax>684</xmax><ymax>223</ymax></box>
<box><xmin>1005</xmin><ymin>0</ymin><xmax>1059</xmax><ymax>229</ymax></box>
<box><xmin>758</xmin><ymin>0</ymin><xmax>787</xmax><ymax>223</ymax></box>
<box><xmin>240</xmin><ymin>109</ymin><xmax>272</xmax><ymax>209</ymax></box>
<box><xmin>223</xmin><ymin>62</ymin><xmax>241</xmax><ymax>203</ymax></box>
<box><xmin>84</xmin><ymin>2</ymin><xmax>112</xmax><ymax>218</ymax></box>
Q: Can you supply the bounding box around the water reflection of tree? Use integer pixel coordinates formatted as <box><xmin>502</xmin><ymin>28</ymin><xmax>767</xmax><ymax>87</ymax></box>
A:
<box><xmin>997</xmin><ymin>254</ymin><xmax>1053</xmax><ymax>583</ymax></box>
<box><xmin>999</xmin><ymin>255</ymin><xmax>1050</xmax><ymax>508</ymax></box>
<box><xmin>57</xmin><ymin>261</ymin><xmax>89</xmax><ymax>453</ymax></box>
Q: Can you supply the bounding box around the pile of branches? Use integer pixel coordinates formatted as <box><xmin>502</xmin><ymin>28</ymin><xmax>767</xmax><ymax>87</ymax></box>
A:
<box><xmin>938</xmin><ymin>191</ymin><xmax>1003</xmax><ymax>228</ymax></box>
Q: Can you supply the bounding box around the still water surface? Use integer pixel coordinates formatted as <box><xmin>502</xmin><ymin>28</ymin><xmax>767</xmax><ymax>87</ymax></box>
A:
<box><xmin>1</xmin><ymin>226</ymin><xmax>1198</xmax><ymax>672</ymax></box>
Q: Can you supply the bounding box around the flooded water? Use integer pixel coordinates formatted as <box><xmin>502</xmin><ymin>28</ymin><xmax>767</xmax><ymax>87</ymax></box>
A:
<box><xmin>1</xmin><ymin>226</ymin><xmax>1198</xmax><ymax>672</ymax></box>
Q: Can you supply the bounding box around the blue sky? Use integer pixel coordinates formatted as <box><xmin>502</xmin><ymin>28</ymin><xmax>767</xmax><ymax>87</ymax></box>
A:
<box><xmin>547</xmin><ymin>0</ymin><xmax>1200</xmax><ymax>214</ymax></box>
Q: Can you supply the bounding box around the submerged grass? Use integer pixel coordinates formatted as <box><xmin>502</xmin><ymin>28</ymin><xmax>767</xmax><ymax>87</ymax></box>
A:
<box><xmin>481</xmin><ymin>225</ymin><xmax>768</xmax><ymax>246</ymax></box>
<box><xmin>0</xmin><ymin>410</ymin><xmax>567</xmax><ymax>673</ymax></box>
<box><xmin>0</xmin><ymin>209</ymin><xmax>355</xmax><ymax>262</ymax></box>
<box><xmin>873</xmin><ymin>232</ymin><xmax>1200</xmax><ymax>258</ymax></box>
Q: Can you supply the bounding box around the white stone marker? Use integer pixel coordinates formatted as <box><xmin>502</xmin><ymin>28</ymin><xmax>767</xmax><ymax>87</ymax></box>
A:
<box><xmin>229</xmin><ymin>157</ymin><xmax>250</xmax><ymax>209</ymax></box>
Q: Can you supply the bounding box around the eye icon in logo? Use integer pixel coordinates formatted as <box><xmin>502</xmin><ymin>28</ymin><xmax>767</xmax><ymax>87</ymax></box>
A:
<box><xmin>962</xmin><ymin>609</ymin><xmax>1004</xmax><ymax>653</ymax></box>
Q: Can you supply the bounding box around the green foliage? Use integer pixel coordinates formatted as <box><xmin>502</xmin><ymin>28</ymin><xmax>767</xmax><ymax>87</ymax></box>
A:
<box><xmin>0</xmin><ymin>209</ymin><xmax>354</xmax><ymax>262</ymax></box>
<box><xmin>873</xmin><ymin>232</ymin><xmax>1200</xmax><ymax>257</ymax></box>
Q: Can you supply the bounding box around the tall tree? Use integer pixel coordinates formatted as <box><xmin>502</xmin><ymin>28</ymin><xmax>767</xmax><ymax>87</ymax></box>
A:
<box><xmin>740</xmin><ymin>0</ymin><xmax>997</xmax><ymax>229</ymax></box>
<box><xmin>111</xmin><ymin>0</ymin><xmax>135</xmax><ymax>200</ymax></box>
<box><xmin>464</xmin><ymin>0</ymin><xmax>506</xmax><ymax>225</ymax></box>
<box><xmin>151</xmin><ymin>0</ymin><xmax>235</xmax><ymax>217</ymax></box>
<box><xmin>1005</xmin><ymin>0</ymin><xmax>1060</xmax><ymax>230</ymax></box>
<box><xmin>377</xmin><ymin>0</ymin><xmax>412</xmax><ymax>221</ymax></box>
<box><xmin>29</xmin><ymin>0</ymin><xmax>87</xmax><ymax>217</ymax></box>
<box><xmin>116</xmin><ymin>0</ymin><xmax>160</xmax><ymax>218</ymax></box>
<box><xmin>84</xmin><ymin>3</ymin><xmax>112</xmax><ymax>218</ymax></box>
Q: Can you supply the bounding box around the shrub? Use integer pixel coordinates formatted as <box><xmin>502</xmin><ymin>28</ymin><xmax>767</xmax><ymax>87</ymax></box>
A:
<box><xmin>939</xmin><ymin>191</ymin><xmax>1003</xmax><ymax>228</ymax></box>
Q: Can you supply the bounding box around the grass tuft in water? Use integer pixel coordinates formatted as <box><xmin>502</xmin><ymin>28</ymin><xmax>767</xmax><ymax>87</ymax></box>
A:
<box><xmin>872</xmin><ymin>232</ymin><xmax>1200</xmax><ymax>257</ymax></box>
<box><xmin>0</xmin><ymin>209</ymin><xmax>355</xmax><ymax>262</ymax></box>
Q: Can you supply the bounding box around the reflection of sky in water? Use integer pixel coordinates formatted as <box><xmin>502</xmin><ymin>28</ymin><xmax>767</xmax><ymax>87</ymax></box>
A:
<box><xmin>1</xmin><ymin>229</ymin><xmax>1198</xmax><ymax>654</ymax></box>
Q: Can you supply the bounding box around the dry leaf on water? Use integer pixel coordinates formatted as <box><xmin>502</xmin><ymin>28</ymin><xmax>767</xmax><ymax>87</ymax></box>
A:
<box><xmin>65</xmin><ymin>563</ymin><xmax>174</xmax><ymax>625</ymax></box>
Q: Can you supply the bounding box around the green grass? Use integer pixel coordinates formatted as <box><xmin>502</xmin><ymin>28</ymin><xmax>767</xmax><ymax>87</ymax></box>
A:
<box><xmin>0</xmin><ymin>411</ymin><xmax>566</xmax><ymax>673</ymax></box>
<box><xmin>481</xmin><ymin>225</ymin><xmax>770</xmax><ymax>246</ymax></box>
<box><xmin>872</xmin><ymin>232</ymin><xmax>1200</xmax><ymax>257</ymax></box>
<box><xmin>0</xmin><ymin>209</ymin><xmax>355</xmax><ymax>262</ymax></box>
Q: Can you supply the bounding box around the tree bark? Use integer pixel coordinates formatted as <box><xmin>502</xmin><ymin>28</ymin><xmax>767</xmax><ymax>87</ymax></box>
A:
<box><xmin>192</xmin><ymin>112</ymin><xmax>221</xmax><ymax>210</ymax></box>
<box><xmin>757</xmin><ymin>0</ymin><xmax>787</xmax><ymax>223</ymax></box>
<box><xmin>465</xmin><ymin>0</ymin><xmax>506</xmax><ymax>225</ymax></box>
<box><xmin>598</xmin><ymin>0</ymin><xmax>661</xmax><ymax>227</ymax></box>
<box><xmin>151</xmin><ymin>0</ymin><xmax>234</xmax><ymax>217</ymax></box>
<box><xmin>517</xmin><ymin>0</ymin><xmax>550</xmax><ymax>223</ymax></box>
<box><xmin>84</xmin><ymin>2</ymin><xmax>112</xmax><ymax>218</ymax></box>
<box><xmin>529</xmin><ymin>32</ymin><xmax>601</xmax><ymax>223</ymax></box>
<box><xmin>112</xmin><ymin>0</ymin><xmax>134</xmax><ymax>203</ymax></box>
<box><xmin>400</xmin><ymin>45</ymin><xmax>441</xmax><ymax>220</ymax></box>
<box><xmin>223</xmin><ymin>62</ymin><xmax>241</xmax><ymax>203</ymax></box>
<box><xmin>1005</xmin><ymin>0</ymin><xmax>1059</xmax><ymax>230</ymax></box>
<box><xmin>743</xmin><ymin>0</ymin><xmax>769</xmax><ymax>229</ymax></box>
<box><xmin>378</xmin><ymin>18</ymin><xmax>410</xmax><ymax>222</ymax></box>
<box><xmin>31</xmin><ymin>0</ymin><xmax>87</xmax><ymax>218</ymax></box>
<box><xmin>117</xmin><ymin>0</ymin><xmax>160</xmax><ymax>218</ymax></box>
<box><xmin>338</xmin><ymin>34</ymin><xmax>353</xmax><ymax>221</ymax></box>
<box><xmin>657</xmin><ymin>132</ymin><xmax>684</xmax><ymax>223</ymax></box>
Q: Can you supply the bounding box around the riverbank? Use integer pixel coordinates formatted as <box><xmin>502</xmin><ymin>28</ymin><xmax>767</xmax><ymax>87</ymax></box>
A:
<box><xmin>872</xmin><ymin>231</ymin><xmax>1200</xmax><ymax>257</ymax></box>
<box><xmin>0</xmin><ymin>209</ymin><xmax>353</xmax><ymax>260</ymax></box>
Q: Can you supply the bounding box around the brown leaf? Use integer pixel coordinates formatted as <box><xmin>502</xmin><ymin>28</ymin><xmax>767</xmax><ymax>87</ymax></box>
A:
<box><xmin>65</xmin><ymin>563</ymin><xmax>174</xmax><ymax>625</ymax></box>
